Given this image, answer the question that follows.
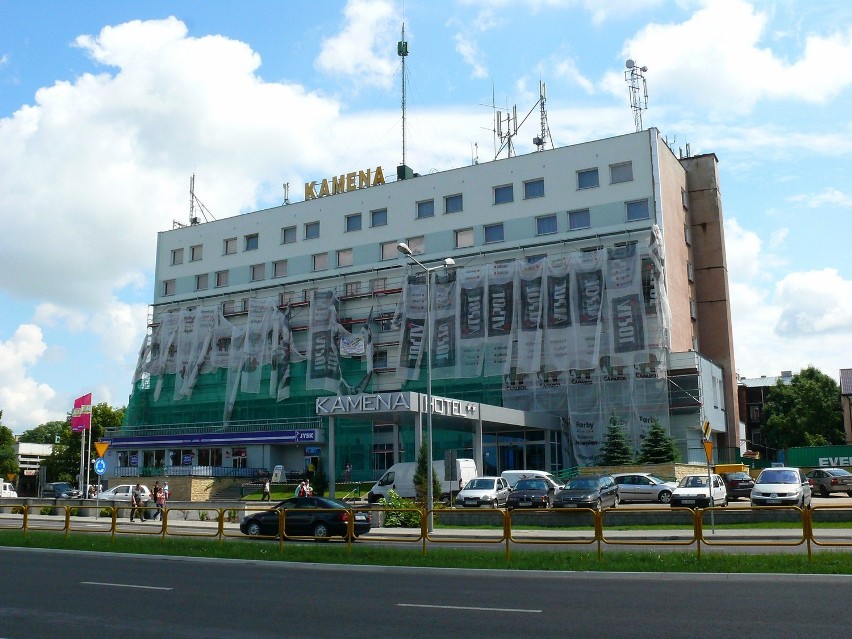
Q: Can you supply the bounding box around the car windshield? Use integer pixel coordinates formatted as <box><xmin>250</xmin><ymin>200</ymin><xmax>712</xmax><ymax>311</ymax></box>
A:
<box><xmin>828</xmin><ymin>469</ymin><xmax>852</xmax><ymax>477</ymax></box>
<box><xmin>679</xmin><ymin>476</ymin><xmax>707</xmax><ymax>488</ymax></box>
<box><xmin>647</xmin><ymin>476</ymin><xmax>668</xmax><ymax>485</ymax></box>
<box><xmin>726</xmin><ymin>473</ymin><xmax>751</xmax><ymax>480</ymax></box>
<box><xmin>566</xmin><ymin>479</ymin><xmax>597</xmax><ymax>490</ymax></box>
<box><xmin>759</xmin><ymin>470</ymin><xmax>799</xmax><ymax>484</ymax></box>
<box><xmin>466</xmin><ymin>479</ymin><xmax>495</xmax><ymax>490</ymax></box>
<box><xmin>515</xmin><ymin>480</ymin><xmax>547</xmax><ymax>491</ymax></box>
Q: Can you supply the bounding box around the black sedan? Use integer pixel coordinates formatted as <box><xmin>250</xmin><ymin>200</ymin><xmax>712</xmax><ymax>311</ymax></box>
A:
<box><xmin>506</xmin><ymin>478</ymin><xmax>553</xmax><ymax>510</ymax></box>
<box><xmin>552</xmin><ymin>475</ymin><xmax>619</xmax><ymax>510</ymax></box>
<box><xmin>720</xmin><ymin>471</ymin><xmax>755</xmax><ymax>501</ymax></box>
<box><xmin>240</xmin><ymin>496</ymin><xmax>372</xmax><ymax>540</ymax></box>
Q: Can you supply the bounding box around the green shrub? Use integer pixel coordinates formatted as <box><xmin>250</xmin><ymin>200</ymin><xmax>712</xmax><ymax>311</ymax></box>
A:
<box><xmin>40</xmin><ymin>507</ymin><xmax>53</xmax><ymax>516</ymax></box>
<box><xmin>226</xmin><ymin>509</ymin><xmax>239</xmax><ymax>523</ymax></box>
<box><xmin>198</xmin><ymin>510</ymin><xmax>209</xmax><ymax>521</ymax></box>
<box><xmin>380</xmin><ymin>490</ymin><xmax>421</xmax><ymax>528</ymax></box>
<box><xmin>100</xmin><ymin>508</ymin><xmax>112</xmax><ymax>517</ymax></box>
<box><xmin>69</xmin><ymin>507</ymin><xmax>80</xmax><ymax>516</ymax></box>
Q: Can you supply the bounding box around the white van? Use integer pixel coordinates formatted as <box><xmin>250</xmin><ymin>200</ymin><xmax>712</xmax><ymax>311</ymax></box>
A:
<box><xmin>368</xmin><ymin>458</ymin><xmax>478</xmax><ymax>503</ymax></box>
<box><xmin>501</xmin><ymin>470</ymin><xmax>563</xmax><ymax>491</ymax></box>
<box><xmin>1</xmin><ymin>482</ymin><xmax>18</xmax><ymax>498</ymax></box>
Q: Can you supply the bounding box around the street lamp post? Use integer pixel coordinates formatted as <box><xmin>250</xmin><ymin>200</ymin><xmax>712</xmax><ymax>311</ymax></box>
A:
<box><xmin>397</xmin><ymin>242</ymin><xmax>455</xmax><ymax>532</ymax></box>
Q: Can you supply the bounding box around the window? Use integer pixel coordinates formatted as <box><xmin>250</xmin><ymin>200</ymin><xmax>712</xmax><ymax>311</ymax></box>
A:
<box><xmin>524</xmin><ymin>178</ymin><xmax>544</xmax><ymax>199</ymax></box>
<box><xmin>345</xmin><ymin>281</ymin><xmax>361</xmax><ymax>297</ymax></box>
<box><xmin>536</xmin><ymin>214</ymin><xmax>557</xmax><ymax>235</ymax></box>
<box><xmin>610</xmin><ymin>161</ymin><xmax>633</xmax><ymax>184</ymax></box>
<box><xmin>626</xmin><ymin>199</ymin><xmax>650</xmax><ymax>221</ymax></box>
<box><xmin>224</xmin><ymin>238</ymin><xmax>237</xmax><ymax>255</ymax></box>
<box><xmin>250</xmin><ymin>263</ymin><xmax>265</xmax><ymax>281</ymax></box>
<box><xmin>163</xmin><ymin>279</ymin><xmax>176</xmax><ymax>296</ymax></box>
<box><xmin>407</xmin><ymin>235</ymin><xmax>424</xmax><ymax>255</ymax></box>
<box><xmin>444</xmin><ymin>193</ymin><xmax>463</xmax><ymax>214</ymax></box>
<box><xmin>273</xmin><ymin>260</ymin><xmax>287</xmax><ymax>278</ymax></box>
<box><xmin>303</xmin><ymin>287</ymin><xmax>316</xmax><ymax>302</ymax></box>
<box><xmin>281</xmin><ymin>226</ymin><xmax>297</xmax><ymax>244</ymax></box>
<box><xmin>416</xmin><ymin>199</ymin><xmax>434</xmax><ymax>219</ymax></box>
<box><xmin>371</xmin><ymin>208</ymin><xmax>387</xmax><ymax>227</ymax></box>
<box><xmin>484</xmin><ymin>223</ymin><xmax>504</xmax><ymax>243</ymax></box>
<box><xmin>305</xmin><ymin>221</ymin><xmax>320</xmax><ymax>240</ymax></box>
<box><xmin>681</xmin><ymin>188</ymin><xmax>689</xmax><ymax>209</ymax></box>
<box><xmin>280</xmin><ymin>290</ymin><xmax>296</xmax><ymax>306</ymax></box>
<box><xmin>215</xmin><ymin>270</ymin><xmax>229</xmax><ymax>287</ymax></box>
<box><xmin>370</xmin><ymin>277</ymin><xmax>387</xmax><ymax>292</ymax></box>
<box><xmin>577</xmin><ymin>168</ymin><xmax>599</xmax><ymax>189</ymax></box>
<box><xmin>190</xmin><ymin>245</ymin><xmax>202</xmax><ymax>261</ymax></box>
<box><xmin>526</xmin><ymin>254</ymin><xmax>546</xmax><ymax>264</ymax></box>
<box><xmin>569</xmin><ymin>208</ymin><xmax>591</xmax><ymax>230</ymax></box>
<box><xmin>345</xmin><ymin>213</ymin><xmax>362</xmax><ymax>232</ymax></box>
<box><xmin>455</xmin><ymin>228</ymin><xmax>474</xmax><ymax>248</ymax></box>
<box><xmin>171</xmin><ymin>248</ymin><xmax>184</xmax><ymax>265</ymax></box>
<box><xmin>245</xmin><ymin>234</ymin><xmax>259</xmax><ymax>251</ymax></box>
<box><xmin>312</xmin><ymin>253</ymin><xmax>328</xmax><ymax>271</ymax></box>
<box><xmin>494</xmin><ymin>184</ymin><xmax>513</xmax><ymax>204</ymax></box>
<box><xmin>195</xmin><ymin>273</ymin><xmax>208</xmax><ymax>291</ymax></box>
<box><xmin>373</xmin><ymin>351</ymin><xmax>389</xmax><ymax>369</ymax></box>
<box><xmin>381</xmin><ymin>241</ymin><xmax>397</xmax><ymax>260</ymax></box>
<box><xmin>337</xmin><ymin>248</ymin><xmax>353</xmax><ymax>267</ymax></box>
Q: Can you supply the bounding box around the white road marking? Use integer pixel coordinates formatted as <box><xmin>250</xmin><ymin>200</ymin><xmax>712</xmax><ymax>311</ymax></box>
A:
<box><xmin>397</xmin><ymin>603</ymin><xmax>540</xmax><ymax>613</ymax></box>
<box><xmin>81</xmin><ymin>581</ymin><xmax>173</xmax><ymax>591</ymax></box>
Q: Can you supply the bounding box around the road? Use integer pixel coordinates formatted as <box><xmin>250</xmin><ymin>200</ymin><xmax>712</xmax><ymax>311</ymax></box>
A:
<box><xmin>0</xmin><ymin>547</ymin><xmax>849</xmax><ymax>638</ymax></box>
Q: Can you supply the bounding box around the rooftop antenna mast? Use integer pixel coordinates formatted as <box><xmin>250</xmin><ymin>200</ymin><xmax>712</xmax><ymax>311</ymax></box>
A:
<box><xmin>533</xmin><ymin>80</ymin><xmax>553</xmax><ymax>151</ymax></box>
<box><xmin>398</xmin><ymin>24</ymin><xmax>408</xmax><ymax>169</ymax></box>
<box><xmin>624</xmin><ymin>59</ymin><xmax>649</xmax><ymax>132</ymax></box>
<box><xmin>176</xmin><ymin>173</ymin><xmax>215</xmax><ymax>229</ymax></box>
<box><xmin>496</xmin><ymin>104</ymin><xmax>517</xmax><ymax>159</ymax></box>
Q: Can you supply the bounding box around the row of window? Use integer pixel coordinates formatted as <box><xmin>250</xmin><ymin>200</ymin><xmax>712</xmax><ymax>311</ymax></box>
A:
<box><xmin>169</xmin><ymin>162</ymin><xmax>637</xmax><ymax>266</ymax></box>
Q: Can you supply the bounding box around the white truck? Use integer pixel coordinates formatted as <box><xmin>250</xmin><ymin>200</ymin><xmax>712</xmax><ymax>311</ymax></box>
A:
<box><xmin>1</xmin><ymin>482</ymin><xmax>17</xmax><ymax>498</ymax></box>
<box><xmin>367</xmin><ymin>458</ymin><xmax>478</xmax><ymax>503</ymax></box>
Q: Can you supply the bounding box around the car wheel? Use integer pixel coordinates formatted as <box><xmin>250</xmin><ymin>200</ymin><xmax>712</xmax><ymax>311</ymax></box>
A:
<box><xmin>246</xmin><ymin>521</ymin><xmax>262</xmax><ymax>537</ymax></box>
<box><xmin>658</xmin><ymin>490</ymin><xmax>672</xmax><ymax>504</ymax></box>
<box><xmin>491</xmin><ymin>498</ymin><xmax>498</xmax><ymax>509</ymax></box>
<box><xmin>820</xmin><ymin>485</ymin><xmax>829</xmax><ymax>498</ymax></box>
<box><xmin>313</xmin><ymin>522</ymin><xmax>331</xmax><ymax>539</ymax></box>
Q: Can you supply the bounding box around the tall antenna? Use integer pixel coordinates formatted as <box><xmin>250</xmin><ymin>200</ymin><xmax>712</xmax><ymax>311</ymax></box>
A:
<box><xmin>282</xmin><ymin>182</ymin><xmax>290</xmax><ymax>205</ymax></box>
<box><xmin>189</xmin><ymin>173</ymin><xmax>196</xmax><ymax>224</ymax></box>
<box><xmin>533</xmin><ymin>80</ymin><xmax>553</xmax><ymax>151</ymax></box>
<box><xmin>398</xmin><ymin>24</ymin><xmax>408</xmax><ymax>169</ymax></box>
<box><xmin>496</xmin><ymin>105</ymin><xmax>517</xmax><ymax>159</ymax></box>
<box><xmin>624</xmin><ymin>59</ymin><xmax>649</xmax><ymax>132</ymax></box>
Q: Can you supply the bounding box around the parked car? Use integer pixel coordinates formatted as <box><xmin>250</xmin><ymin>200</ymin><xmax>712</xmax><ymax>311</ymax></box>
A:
<box><xmin>612</xmin><ymin>472</ymin><xmax>678</xmax><ymax>503</ymax></box>
<box><xmin>751</xmin><ymin>467</ymin><xmax>812</xmax><ymax>508</ymax></box>
<box><xmin>240</xmin><ymin>496</ymin><xmax>371</xmax><ymax>539</ymax></box>
<box><xmin>670</xmin><ymin>474</ymin><xmax>727</xmax><ymax>508</ymax></box>
<box><xmin>719</xmin><ymin>471</ymin><xmax>755</xmax><ymax>501</ymax></box>
<box><xmin>41</xmin><ymin>482</ymin><xmax>83</xmax><ymax>498</ymax></box>
<box><xmin>455</xmin><ymin>476</ymin><xmax>511</xmax><ymax>508</ymax></box>
<box><xmin>805</xmin><ymin>468</ymin><xmax>852</xmax><ymax>498</ymax></box>
<box><xmin>1</xmin><ymin>481</ymin><xmax>17</xmax><ymax>498</ymax></box>
<box><xmin>505</xmin><ymin>478</ymin><xmax>553</xmax><ymax>510</ymax></box>
<box><xmin>552</xmin><ymin>475</ymin><xmax>619</xmax><ymax>510</ymax></box>
<box><xmin>97</xmin><ymin>484</ymin><xmax>151</xmax><ymax>504</ymax></box>
<box><xmin>501</xmin><ymin>470</ymin><xmax>563</xmax><ymax>491</ymax></box>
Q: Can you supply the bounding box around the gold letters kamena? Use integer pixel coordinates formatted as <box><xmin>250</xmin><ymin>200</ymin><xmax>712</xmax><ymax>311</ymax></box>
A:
<box><xmin>304</xmin><ymin>166</ymin><xmax>386</xmax><ymax>201</ymax></box>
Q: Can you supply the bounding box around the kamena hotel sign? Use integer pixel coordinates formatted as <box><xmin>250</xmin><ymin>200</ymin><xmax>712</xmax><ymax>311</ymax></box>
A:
<box><xmin>304</xmin><ymin>165</ymin><xmax>386</xmax><ymax>200</ymax></box>
<box><xmin>316</xmin><ymin>392</ymin><xmax>479</xmax><ymax>420</ymax></box>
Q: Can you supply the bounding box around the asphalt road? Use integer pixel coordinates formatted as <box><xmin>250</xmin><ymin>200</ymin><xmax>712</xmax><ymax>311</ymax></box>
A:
<box><xmin>1</xmin><ymin>547</ymin><xmax>850</xmax><ymax>639</ymax></box>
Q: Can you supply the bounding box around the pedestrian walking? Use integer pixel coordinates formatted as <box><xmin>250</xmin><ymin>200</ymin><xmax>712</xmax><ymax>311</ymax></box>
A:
<box><xmin>130</xmin><ymin>483</ymin><xmax>146</xmax><ymax>522</ymax></box>
<box><xmin>152</xmin><ymin>481</ymin><xmax>163</xmax><ymax>520</ymax></box>
<box><xmin>261</xmin><ymin>478</ymin><xmax>271</xmax><ymax>501</ymax></box>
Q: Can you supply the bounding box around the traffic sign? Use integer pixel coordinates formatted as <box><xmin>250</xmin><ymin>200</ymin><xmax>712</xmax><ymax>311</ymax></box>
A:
<box><xmin>94</xmin><ymin>441</ymin><xmax>110</xmax><ymax>457</ymax></box>
<box><xmin>94</xmin><ymin>458</ymin><xmax>107</xmax><ymax>476</ymax></box>
<box><xmin>703</xmin><ymin>440</ymin><xmax>713</xmax><ymax>464</ymax></box>
<box><xmin>701</xmin><ymin>420</ymin><xmax>711</xmax><ymax>441</ymax></box>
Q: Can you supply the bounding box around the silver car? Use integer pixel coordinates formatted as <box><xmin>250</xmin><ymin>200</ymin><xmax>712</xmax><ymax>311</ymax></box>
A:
<box><xmin>751</xmin><ymin>467</ymin><xmax>812</xmax><ymax>508</ymax></box>
<box><xmin>612</xmin><ymin>472</ymin><xmax>678</xmax><ymax>503</ymax></box>
<box><xmin>805</xmin><ymin>468</ymin><xmax>852</xmax><ymax>498</ymax></box>
<box><xmin>456</xmin><ymin>476</ymin><xmax>511</xmax><ymax>508</ymax></box>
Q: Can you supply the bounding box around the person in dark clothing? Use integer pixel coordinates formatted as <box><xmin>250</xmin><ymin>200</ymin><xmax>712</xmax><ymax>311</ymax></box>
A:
<box><xmin>130</xmin><ymin>483</ymin><xmax>147</xmax><ymax>522</ymax></box>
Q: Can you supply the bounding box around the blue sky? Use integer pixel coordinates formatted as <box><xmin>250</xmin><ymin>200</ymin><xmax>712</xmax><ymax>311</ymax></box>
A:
<box><xmin>2</xmin><ymin>0</ymin><xmax>851</xmax><ymax>433</ymax></box>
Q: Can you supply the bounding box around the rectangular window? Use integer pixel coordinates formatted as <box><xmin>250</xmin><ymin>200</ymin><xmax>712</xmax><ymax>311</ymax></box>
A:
<box><xmin>273</xmin><ymin>260</ymin><xmax>287</xmax><ymax>278</ymax></box>
<box><xmin>370</xmin><ymin>277</ymin><xmax>387</xmax><ymax>292</ymax></box>
<box><xmin>345</xmin><ymin>213</ymin><xmax>362</xmax><ymax>232</ymax></box>
<box><xmin>569</xmin><ymin>209</ymin><xmax>591</xmax><ymax>230</ymax></box>
<box><xmin>280</xmin><ymin>290</ymin><xmax>296</xmax><ymax>306</ymax></box>
<box><xmin>455</xmin><ymin>228</ymin><xmax>474</xmax><ymax>249</ymax></box>
<box><xmin>337</xmin><ymin>248</ymin><xmax>353</xmax><ymax>267</ymax></box>
<box><xmin>224</xmin><ymin>238</ymin><xmax>237</xmax><ymax>255</ymax></box>
<box><xmin>345</xmin><ymin>281</ymin><xmax>361</xmax><ymax>297</ymax></box>
<box><xmin>536</xmin><ymin>214</ymin><xmax>557</xmax><ymax>235</ymax></box>
<box><xmin>626</xmin><ymin>199</ymin><xmax>650</xmax><ymax>221</ymax></box>
<box><xmin>281</xmin><ymin>226</ymin><xmax>297</xmax><ymax>244</ymax></box>
<box><xmin>215</xmin><ymin>270</ymin><xmax>229</xmax><ymax>287</ymax></box>
<box><xmin>250</xmin><ymin>263</ymin><xmax>265</xmax><ymax>281</ymax></box>
<box><xmin>163</xmin><ymin>279</ymin><xmax>176</xmax><ymax>296</ymax></box>
<box><xmin>371</xmin><ymin>208</ymin><xmax>387</xmax><ymax>227</ymax></box>
<box><xmin>171</xmin><ymin>248</ymin><xmax>184</xmax><ymax>265</ymax></box>
<box><xmin>444</xmin><ymin>193</ymin><xmax>463</xmax><ymax>214</ymax></box>
<box><xmin>610</xmin><ymin>161</ymin><xmax>633</xmax><ymax>184</ymax></box>
<box><xmin>190</xmin><ymin>245</ymin><xmax>202</xmax><ymax>261</ymax></box>
<box><xmin>195</xmin><ymin>273</ymin><xmax>208</xmax><ymax>291</ymax></box>
<box><xmin>416</xmin><ymin>199</ymin><xmax>434</xmax><ymax>219</ymax></box>
<box><xmin>244</xmin><ymin>234</ymin><xmax>259</xmax><ymax>251</ymax></box>
<box><xmin>305</xmin><ymin>221</ymin><xmax>320</xmax><ymax>240</ymax></box>
<box><xmin>303</xmin><ymin>287</ymin><xmax>316</xmax><ymax>302</ymax></box>
<box><xmin>381</xmin><ymin>241</ymin><xmax>397</xmax><ymax>260</ymax></box>
<box><xmin>524</xmin><ymin>178</ymin><xmax>545</xmax><ymax>199</ymax></box>
<box><xmin>373</xmin><ymin>350</ymin><xmax>389</xmax><ymax>369</ymax></box>
<box><xmin>681</xmin><ymin>188</ymin><xmax>689</xmax><ymax>209</ymax></box>
<box><xmin>526</xmin><ymin>254</ymin><xmax>546</xmax><ymax>264</ymax></box>
<box><xmin>577</xmin><ymin>168</ymin><xmax>599</xmax><ymax>189</ymax></box>
<box><xmin>494</xmin><ymin>184</ymin><xmax>513</xmax><ymax>204</ymax></box>
<box><xmin>484</xmin><ymin>223</ymin><xmax>504</xmax><ymax>243</ymax></box>
<box><xmin>406</xmin><ymin>235</ymin><xmax>424</xmax><ymax>255</ymax></box>
<box><xmin>312</xmin><ymin>253</ymin><xmax>328</xmax><ymax>271</ymax></box>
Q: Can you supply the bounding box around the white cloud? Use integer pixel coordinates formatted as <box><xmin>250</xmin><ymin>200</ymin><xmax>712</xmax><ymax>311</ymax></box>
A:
<box><xmin>774</xmin><ymin>269</ymin><xmax>852</xmax><ymax>335</ymax></box>
<box><xmin>0</xmin><ymin>324</ymin><xmax>56</xmax><ymax>431</ymax></box>
<box><xmin>454</xmin><ymin>33</ymin><xmax>488</xmax><ymax>79</ymax></box>
<box><xmin>789</xmin><ymin>187</ymin><xmax>852</xmax><ymax>208</ymax></box>
<box><xmin>724</xmin><ymin>217</ymin><xmax>763</xmax><ymax>280</ymax></box>
<box><xmin>314</xmin><ymin>0</ymin><xmax>399</xmax><ymax>89</ymax></box>
<box><xmin>553</xmin><ymin>57</ymin><xmax>595</xmax><ymax>94</ymax></box>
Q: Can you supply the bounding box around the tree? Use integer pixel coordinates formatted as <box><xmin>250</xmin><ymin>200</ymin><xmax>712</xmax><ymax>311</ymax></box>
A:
<box><xmin>412</xmin><ymin>442</ymin><xmax>442</xmax><ymax>505</ymax></box>
<box><xmin>312</xmin><ymin>456</ymin><xmax>328</xmax><ymax>496</ymax></box>
<box><xmin>600</xmin><ymin>411</ymin><xmax>634</xmax><ymax>466</ymax></box>
<box><xmin>762</xmin><ymin>366</ymin><xmax>844</xmax><ymax>450</ymax></box>
<box><xmin>637</xmin><ymin>420</ymin><xmax>678</xmax><ymax>464</ymax></box>
<box><xmin>0</xmin><ymin>412</ymin><xmax>19</xmax><ymax>478</ymax></box>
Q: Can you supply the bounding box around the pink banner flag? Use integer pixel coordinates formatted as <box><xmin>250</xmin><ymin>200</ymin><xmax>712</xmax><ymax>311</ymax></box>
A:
<box><xmin>71</xmin><ymin>393</ymin><xmax>92</xmax><ymax>432</ymax></box>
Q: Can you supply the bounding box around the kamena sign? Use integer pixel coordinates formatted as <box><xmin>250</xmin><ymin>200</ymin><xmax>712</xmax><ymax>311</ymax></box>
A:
<box><xmin>304</xmin><ymin>166</ymin><xmax>386</xmax><ymax>201</ymax></box>
<box><xmin>316</xmin><ymin>392</ymin><xmax>480</xmax><ymax>420</ymax></box>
